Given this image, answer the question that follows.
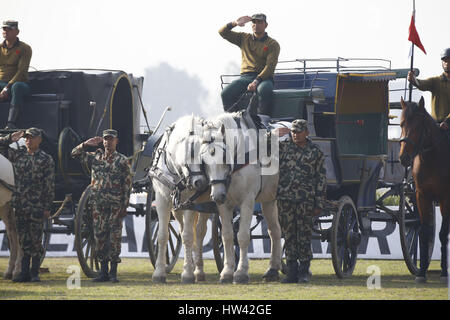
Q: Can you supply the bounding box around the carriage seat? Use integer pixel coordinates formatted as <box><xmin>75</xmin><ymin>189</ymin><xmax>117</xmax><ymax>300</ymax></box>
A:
<box><xmin>0</xmin><ymin>93</ymin><xmax>70</xmax><ymax>142</ymax></box>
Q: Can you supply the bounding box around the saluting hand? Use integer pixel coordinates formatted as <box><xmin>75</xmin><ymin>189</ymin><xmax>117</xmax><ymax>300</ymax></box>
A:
<box><xmin>235</xmin><ymin>16</ymin><xmax>252</xmax><ymax>27</ymax></box>
<box><xmin>84</xmin><ymin>136</ymin><xmax>103</xmax><ymax>147</ymax></box>
<box><xmin>273</xmin><ymin>127</ymin><xmax>290</xmax><ymax>137</ymax></box>
<box><xmin>10</xmin><ymin>130</ymin><xmax>24</xmax><ymax>142</ymax></box>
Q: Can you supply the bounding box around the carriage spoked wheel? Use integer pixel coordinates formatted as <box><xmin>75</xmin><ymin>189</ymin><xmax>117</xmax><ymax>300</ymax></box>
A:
<box><xmin>74</xmin><ymin>185</ymin><xmax>99</xmax><ymax>278</ymax></box>
<box><xmin>398</xmin><ymin>170</ymin><xmax>435</xmax><ymax>276</ymax></box>
<box><xmin>212</xmin><ymin>211</ymin><xmax>288</xmax><ymax>275</ymax></box>
<box><xmin>145</xmin><ymin>186</ymin><xmax>182</xmax><ymax>273</ymax></box>
<box><xmin>331</xmin><ymin>196</ymin><xmax>361</xmax><ymax>279</ymax></box>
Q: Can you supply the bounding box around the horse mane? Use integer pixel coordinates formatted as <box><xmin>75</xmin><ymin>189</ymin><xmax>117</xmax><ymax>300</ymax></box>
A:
<box><xmin>209</xmin><ymin>111</ymin><xmax>240</xmax><ymax>131</ymax></box>
<box><xmin>167</xmin><ymin>114</ymin><xmax>204</xmax><ymax>145</ymax></box>
<box><xmin>404</xmin><ymin>100</ymin><xmax>440</xmax><ymax>133</ymax></box>
<box><xmin>403</xmin><ymin>100</ymin><xmax>448</xmax><ymax>154</ymax></box>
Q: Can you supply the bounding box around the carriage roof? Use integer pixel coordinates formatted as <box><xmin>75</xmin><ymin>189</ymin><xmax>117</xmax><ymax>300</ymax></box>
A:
<box><xmin>0</xmin><ymin>69</ymin><xmax>144</xmax><ymax>156</ymax></box>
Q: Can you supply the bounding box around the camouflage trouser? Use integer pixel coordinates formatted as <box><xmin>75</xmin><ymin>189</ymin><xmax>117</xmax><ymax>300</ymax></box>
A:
<box><xmin>277</xmin><ymin>200</ymin><xmax>313</xmax><ymax>262</ymax></box>
<box><xmin>14</xmin><ymin>208</ymin><xmax>45</xmax><ymax>259</ymax></box>
<box><xmin>91</xmin><ymin>199</ymin><xmax>123</xmax><ymax>264</ymax></box>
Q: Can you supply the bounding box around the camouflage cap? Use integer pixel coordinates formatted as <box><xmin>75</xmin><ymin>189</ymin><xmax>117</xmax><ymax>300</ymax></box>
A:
<box><xmin>24</xmin><ymin>127</ymin><xmax>42</xmax><ymax>137</ymax></box>
<box><xmin>251</xmin><ymin>13</ymin><xmax>267</xmax><ymax>22</ymax></box>
<box><xmin>102</xmin><ymin>129</ymin><xmax>118</xmax><ymax>138</ymax></box>
<box><xmin>441</xmin><ymin>48</ymin><xmax>450</xmax><ymax>60</ymax></box>
<box><xmin>291</xmin><ymin>119</ymin><xmax>308</xmax><ymax>132</ymax></box>
<box><xmin>2</xmin><ymin>20</ymin><xmax>18</xmax><ymax>29</ymax></box>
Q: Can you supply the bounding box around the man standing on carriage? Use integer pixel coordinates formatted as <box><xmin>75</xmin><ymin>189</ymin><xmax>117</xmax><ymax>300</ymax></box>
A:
<box><xmin>0</xmin><ymin>128</ymin><xmax>54</xmax><ymax>282</ymax></box>
<box><xmin>0</xmin><ymin>20</ymin><xmax>32</xmax><ymax>129</ymax></box>
<box><xmin>408</xmin><ymin>48</ymin><xmax>450</xmax><ymax>141</ymax></box>
<box><xmin>71</xmin><ymin>129</ymin><xmax>132</xmax><ymax>283</ymax></box>
<box><xmin>219</xmin><ymin>13</ymin><xmax>280</xmax><ymax>116</ymax></box>
<box><xmin>274</xmin><ymin>119</ymin><xmax>326</xmax><ymax>283</ymax></box>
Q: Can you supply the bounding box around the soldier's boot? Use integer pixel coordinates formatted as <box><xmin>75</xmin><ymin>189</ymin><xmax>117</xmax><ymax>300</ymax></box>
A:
<box><xmin>92</xmin><ymin>261</ymin><xmax>109</xmax><ymax>282</ymax></box>
<box><xmin>12</xmin><ymin>254</ymin><xmax>31</xmax><ymax>283</ymax></box>
<box><xmin>30</xmin><ymin>257</ymin><xmax>41</xmax><ymax>282</ymax></box>
<box><xmin>5</xmin><ymin>104</ymin><xmax>20</xmax><ymax>129</ymax></box>
<box><xmin>281</xmin><ymin>260</ymin><xmax>298</xmax><ymax>284</ymax></box>
<box><xmin>298</xmin><ymin>260</ymin><xmax>312</xmax><ymax>284</ymax></box>
<box><xmin>109</xmin><ymin>262</ymin><xmax>119</xmax><ymax>283</ymax></box>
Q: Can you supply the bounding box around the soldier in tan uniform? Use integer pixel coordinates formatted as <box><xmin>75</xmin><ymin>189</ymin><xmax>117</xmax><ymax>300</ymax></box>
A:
<box><xmin>219</xmin><ymin>13</ymin><xmax>280</xmax><ymax>115</ymax></box>
<box><xmin>72</xmin><ymin>129</ymin><xmax>132</xmax><ymax>283</ymax></box>
<box><xmin>408</xmin><ymin>48</ymin><xmax>450</xmax><ymax>135</ymax></box>
<box><xmin>0</xmin><ymin>21</ymin><xmax>32</xmax><ymax>129</ymax></box>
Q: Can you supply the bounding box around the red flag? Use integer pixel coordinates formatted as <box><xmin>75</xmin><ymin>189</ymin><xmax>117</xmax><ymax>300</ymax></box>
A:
<box><xmin>408</xmin><ymin>14</ymin><xmax>426</xmax><ymax>54</ymax></box>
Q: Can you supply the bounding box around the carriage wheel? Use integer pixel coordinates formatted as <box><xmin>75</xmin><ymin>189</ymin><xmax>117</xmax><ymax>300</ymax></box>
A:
<box><xmin>211</xmin><ymin>213</ymin><xmax>240</xmax><ymax>272</ymax></box>
<box><xmin>398</xmin><ymin>173</ymin><xmax>436</xmax><ymax>276</ymax></box>
<box><xmin>145</xmin><ymin>187</ymin><xmax>182</xmax><ymax>273</ymax></box>
<box><xmin>74</xmin><ymin>185</ymin><xmax>99</xmax><ymax>278</ymax></box>
<box><xmin>331</xmin><ymin>196</ymin><xmax>360</xmax><ymax>279</ymax></box>
<box><xmin>57</xmin><ymin>127</ymin><xmax>87</xmax><ymax>186</ymax></box>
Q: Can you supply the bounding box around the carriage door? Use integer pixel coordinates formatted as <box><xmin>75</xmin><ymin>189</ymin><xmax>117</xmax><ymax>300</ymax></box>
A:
<box><xmin>110</xmin><ymin>75</ymin><xmax>134</xmax><ymax>157</ymax></box>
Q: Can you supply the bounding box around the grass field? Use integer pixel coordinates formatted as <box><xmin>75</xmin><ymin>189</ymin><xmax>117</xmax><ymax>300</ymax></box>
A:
<box><xmin>0</xmin><ymin>257</ymin><xmax>447</xmax><ymax>300</ymax></box>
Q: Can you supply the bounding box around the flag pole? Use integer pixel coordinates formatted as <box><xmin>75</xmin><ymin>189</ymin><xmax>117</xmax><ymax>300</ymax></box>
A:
<box><xmin>408</xmin><ymin>0</ymin><xmax>416</xmax><ymax>102</ymax></box>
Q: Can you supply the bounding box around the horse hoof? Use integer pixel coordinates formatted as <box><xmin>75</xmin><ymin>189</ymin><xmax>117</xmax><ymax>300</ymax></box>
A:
<box><xmin>262</xmin><ymin>269</ymin><xmax>279</xmax><ymax>282</ymax></box>
<box><xmin>3</xmin><ymin>273</ymin><xmax>12</xmax><ymax>280</ymax></box>
<box><xmin>415</xmin><ymin>276</ymin><xmax>427</xmax><ymax>284</ymax></box>
<box><xmin>233</xmin><ymin>274</ymin><xmax>250</xmax><ymax>284</ymax></box>
<box><xmin>220</xmin><ymin>275</ymin><xmax>233</xmax><ymax>284</ymax></box>
<box><xmin>195</xmin><ymin>273</ymin><xmax>206</xmax><ymax>282</ymax></box>
<box><xmin>152</xmin><ymin>275</ymin><xmax>166</xmax><ymax>284</ymax></box>
<box><xmin>440</xmin><ymin>276</ymin><xmax>448</xmax><ymax>284</ymax></box>
<box><xmin>181</xmin><ymin>275</ymin><xmax>195</xmax><ymax>284</ymax></box>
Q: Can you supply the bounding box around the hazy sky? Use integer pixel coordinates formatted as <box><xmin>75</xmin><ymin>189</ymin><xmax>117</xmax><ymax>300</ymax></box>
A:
<box><xmin>4</xmin><ymin>0</ymin><xmax>450</xmax><ymax>126</ymax></box>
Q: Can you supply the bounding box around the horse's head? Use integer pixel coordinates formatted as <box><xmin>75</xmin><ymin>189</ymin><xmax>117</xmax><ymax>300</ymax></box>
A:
<box><xmin>200</xmin><ymin>123</ymin><xmax>233</xmax><ymax>205</ymax></box>
<box><xmin>399</xmin><ymin>96</ymin><xmax>432</xmax><ymax>167</ymax></box>
<box><xmin>167</xmin><ymin>115</ymin><xmax>208</xmax><ymax>190</ymax></box>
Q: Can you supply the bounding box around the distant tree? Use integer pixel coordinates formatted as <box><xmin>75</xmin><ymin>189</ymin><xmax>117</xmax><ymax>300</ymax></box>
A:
<box><xmin>142</xmin><ymin>62</ymin><xmax>209</xmax><ymax>131</ymax></box>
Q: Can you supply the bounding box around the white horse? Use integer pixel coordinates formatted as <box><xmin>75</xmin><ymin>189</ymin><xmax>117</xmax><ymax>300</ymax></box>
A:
<box><xmin>0</xmin><ymin>153</ymin><xmax>21</xmax><ymax>279</ymax></box>
<box><xmin>150</xmin><ymin>114</ymin><xmax>211</xmax><ymax>283</ymax></box>
<box><xmin>198</xmin><ymin>112</ymin><xmax>284</xmax><ymax>284</ymax></box>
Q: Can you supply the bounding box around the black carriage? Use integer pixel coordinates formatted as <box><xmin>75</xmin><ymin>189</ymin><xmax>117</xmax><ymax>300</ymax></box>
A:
<box><xmin>215</xmin><ymin>58</ymin><xmax>430</xmax><ymax>278</ymax></box>
<box><xmin>0</xmin><ymin>69</ymin><xmax>168</xmax><ymax>277</ymax></box>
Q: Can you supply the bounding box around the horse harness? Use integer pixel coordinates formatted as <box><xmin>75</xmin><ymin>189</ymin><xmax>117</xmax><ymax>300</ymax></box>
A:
<box><xmin>148</xmin><ymin>123</ymin><xmax>208</xmax><ymax>211</ymax></box>
<box><xmin>202</xmin><ymin>114</ymin><xmax>265</xmax><ymax>200</ymax></box>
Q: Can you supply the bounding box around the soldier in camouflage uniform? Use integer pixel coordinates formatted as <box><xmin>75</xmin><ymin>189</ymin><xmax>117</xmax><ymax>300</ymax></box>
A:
<box><xmin>71</xmin><ymin>129</ymin><xmax>132</xmax><ymax>283</ymax></box>
<box><xmin>275</xmin><ymin>119</ymin><xmax>326</xmax><ymax>283</ymax></box>
<box><xmin>0</xmin><ymin>128</ymin><xmax>55</xmax><ymax>282</ymax></box>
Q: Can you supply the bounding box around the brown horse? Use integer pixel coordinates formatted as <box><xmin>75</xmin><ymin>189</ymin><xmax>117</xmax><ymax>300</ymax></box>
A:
<box><xmin>399</xmin><ymin>96</ymin><xmax>449</xmax><ymax>283</ymax></box>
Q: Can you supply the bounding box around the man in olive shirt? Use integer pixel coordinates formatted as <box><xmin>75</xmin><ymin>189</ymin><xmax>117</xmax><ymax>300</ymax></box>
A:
<box><xmin>219</xmin><ymin>14</ymin><xmax>280</xmax><ymax>116</ymax></box>
<box><xmin>408</xmin><ymin>48</ymin><xmax>450</xmax><ymax>129</ymax></box>
<box><xmin>0</xmin><ymin>20</ymin><xmax>32</xmax><ymax>129</ymax></box>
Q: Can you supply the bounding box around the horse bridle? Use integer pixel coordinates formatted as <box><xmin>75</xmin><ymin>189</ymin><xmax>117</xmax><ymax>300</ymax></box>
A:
<box><xmin>200</xmin><ymin>134</ymin><xmax>233</xmax><ymax>191</ymax></box>
<box><xmin>399</xmin><ymin>111</ymin><xmax>439</xmax><ymax>158</ymax></box>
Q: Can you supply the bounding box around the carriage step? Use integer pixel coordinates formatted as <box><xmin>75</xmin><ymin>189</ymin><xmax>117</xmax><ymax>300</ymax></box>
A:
<box><xmin>367</xmin><ymin>211</ymin><xmax>397</xmax><ymax>222</ymax></box>
<box><xmin>45</xmin><ymin>226</ymin><xmax>72</xmax><ymax>235</ymax></box>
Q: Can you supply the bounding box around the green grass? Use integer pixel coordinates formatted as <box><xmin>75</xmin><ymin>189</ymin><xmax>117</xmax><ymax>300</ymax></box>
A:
<box><xmin>0</xmin><ymin>257</ymin><xmax>447</xmax><ymax>300</ymax></box>
<box><xmin>376</xmin><ymin>189</ymin><xmax>400</xmax><ymax>206</ymax></box>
